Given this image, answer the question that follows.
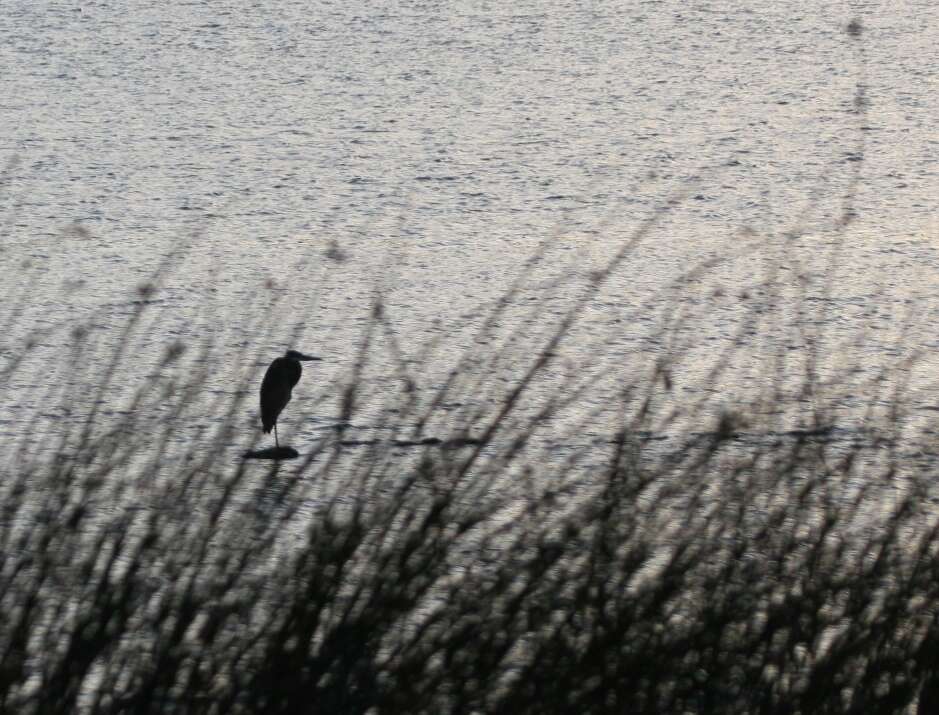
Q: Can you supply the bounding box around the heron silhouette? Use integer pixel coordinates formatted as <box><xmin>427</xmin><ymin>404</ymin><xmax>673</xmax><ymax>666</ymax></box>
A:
<box><xmin>260</xmin><ymin>350</ymin><xmax>321</xmax><ymax>448</ymax></box>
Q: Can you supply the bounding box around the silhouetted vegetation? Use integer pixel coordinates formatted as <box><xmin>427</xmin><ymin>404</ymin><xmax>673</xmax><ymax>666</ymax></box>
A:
<box><xmin>4</xmin><ymin>18</ymin><xmax>935</xmax><ymax>715</ymax></box>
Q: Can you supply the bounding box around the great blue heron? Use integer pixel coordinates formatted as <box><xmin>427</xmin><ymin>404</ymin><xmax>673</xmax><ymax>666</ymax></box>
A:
<box><xmin>260</xmin><ymin>350</ymin><xmax>321</xmax><ymax>448</ymax></box>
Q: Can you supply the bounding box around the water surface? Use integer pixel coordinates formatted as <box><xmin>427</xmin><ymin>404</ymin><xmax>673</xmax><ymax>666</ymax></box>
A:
<box><xmin>2</xmin><ymin>1</ymin><xmax>939</xmax><ymax>461</ymax></box>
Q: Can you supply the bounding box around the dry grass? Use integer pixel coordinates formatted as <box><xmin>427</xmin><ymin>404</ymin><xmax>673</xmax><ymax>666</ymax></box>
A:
<box><xmin>4</xmin><ymin>18</ymin><xmax>937</xmax><ymax>715</ymax></box>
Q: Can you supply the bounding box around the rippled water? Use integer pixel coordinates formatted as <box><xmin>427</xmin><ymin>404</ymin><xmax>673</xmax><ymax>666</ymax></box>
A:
<box><xmin>3</xmin><ymin>1</ymin><xmax>939</xmax><ymax>458</ymax></box>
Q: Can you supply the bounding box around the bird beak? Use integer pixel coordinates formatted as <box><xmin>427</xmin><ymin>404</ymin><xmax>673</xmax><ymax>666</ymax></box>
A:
<box><xmin>297</xmin><ymin>353</ymin><xmax>322</xmax><ymax>361</ymax></box>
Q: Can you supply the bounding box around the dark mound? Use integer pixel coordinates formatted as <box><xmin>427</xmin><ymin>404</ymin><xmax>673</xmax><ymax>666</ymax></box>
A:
<box><xmin>242</xmin><ymin>446</ymin><xmax>299</xmax><ymax>460</ymax></box>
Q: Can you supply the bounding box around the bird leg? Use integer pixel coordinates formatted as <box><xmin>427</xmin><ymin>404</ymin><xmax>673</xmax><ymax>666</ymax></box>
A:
<box><xmin>274</xmin><ymin>424</ymin><xmax>280</xmax><ymax>449</ymax></box>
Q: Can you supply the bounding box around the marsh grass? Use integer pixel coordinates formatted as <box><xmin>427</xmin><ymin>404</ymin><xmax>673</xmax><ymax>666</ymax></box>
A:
<box><xmin>4</xmin><ymin>18</ymin><xmax>939</xmax><ymax>715</ymax></box>
<box><xmin>4</xmin><ymin>211</ymin><xmax>939</xmax><ymax>715</ymax></box>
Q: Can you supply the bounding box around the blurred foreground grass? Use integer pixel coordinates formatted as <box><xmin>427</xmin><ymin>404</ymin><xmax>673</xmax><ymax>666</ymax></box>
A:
<box><xmin>3</xmin><ymin>217</ymin><xmax>939</xmax><ymax>715</ymax></box>
<box><xmin>5</xmin><ymin>19</ymin><xmax>939</xmax><ymax>713</ymax></box>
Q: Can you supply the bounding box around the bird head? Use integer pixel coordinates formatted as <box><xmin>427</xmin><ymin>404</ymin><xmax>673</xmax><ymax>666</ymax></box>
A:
<box><xmin>285</xmin><ymin>350</ymin><xmax>322</xmax><ymax>362</ymax></box>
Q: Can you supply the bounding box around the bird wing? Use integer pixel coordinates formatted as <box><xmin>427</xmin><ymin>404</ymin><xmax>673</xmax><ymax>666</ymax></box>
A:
<box><xmin>260</xmin><ymin>359</ymin><xmax>296</xmax><ymax>433</ymax></box>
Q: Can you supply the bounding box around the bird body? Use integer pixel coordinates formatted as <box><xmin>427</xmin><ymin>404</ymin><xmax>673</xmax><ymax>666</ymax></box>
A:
<box><xmin>259</xmin><ymin>350</ymin><xmax>320</xmax><ymax>447</ymax></box>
